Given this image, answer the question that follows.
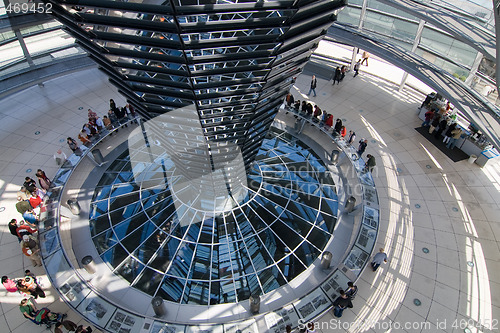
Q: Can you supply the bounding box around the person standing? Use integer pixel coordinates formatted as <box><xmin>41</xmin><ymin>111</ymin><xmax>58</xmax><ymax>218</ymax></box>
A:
<box><xmin>332</xmin><ymin>67</ymin><xmax>341</xmax><ymax>85</ymax></box>
<box><xmin>53</xmin><ymin>149</ymin><xmax>67</xmax><ymax>166</ymax></box>
<box><xmin>371</xmin><ymin>248</ymin><xmax>388</xmax><ymax>271</ymax></box>
<box><xmin>347</xmin><ymin>130</ymin><xmax>356</xmax><ymax>145</ymax></box>
<box><xmin>35</xmin><ymin>169</ymin><xmax>51</xmax><ymax>191</ymax></box>
<box><xmin>87</xmin><ymin>108</ymin><xmax>97</xmax><ymax>120</ymax></box>
<box><xmin>332</xmin><ymin>290</ymin><xmax>353</xmax><ymax>317</ymax></box>
<box><xmin>357</xmin><ymin>139</ymin><xmax>368</xmax><ymax>156</ymax></box>
<box><xmin>422</xmin><ymin>109</ymin><xmax>434</xmax><ymax>127</ymax></box>
<box><xmin>319</xmin><ymin>110</ymin><xmax>328</xmax><ymax>126</ymax></box>
<box><xmin>78</xmin><ymin>130</ymin><xmax>91</xmax><ymax>146</ymax></box>
<box><xmin>127</xmin><ymin>103</ymin><xmax>137</xmax><ymax>123</ymax></box>
<box><xmin>17</xmin><ymin>186</ymin><xmax>29</xmax><ymax>201</ymax></box>
<box><xmin>285</xmin><ymin>93</ymin><xmax>295</xmax><ymax>108</ymax></box>
<box><xmin>306</xmin><ymin>102</ymin><xmax>313</xmax><ymax>117</ymax></box>
<box><xmin>23</xmin><ymin>177</ymin><xmax>37</xmax><ymax>193</ymax></box>
<box><xmin>428</xmin><ymin>114</ymin><xmax>441</xmax><ymax>134</ymax></box>
<box><xmin>307</xmin><ymin>75</ymin><xmax>317</xmax><ymax>97</ymax></box>
<box><xmin>340</xmin><ymin>126</ymin><xmax>347</xmax><ymax>138</ymax></box>
<box><xmin>293</xmin><ymin>99</ymin><xmax>301</xmax><ymax>111</ymax></box>
<box><xmin>340</xmin><ymin>65</ymin><xmax>347</xmax><ymax>82</ymax></box>
<box><xmin>20</xmin><ymin>274</ymin><xmax>45</xmax><ymax>298</ymax></box>
<box><xmin>109</xmin><ymin>99</ymin><xmax>118</xmax><ymax>112</ymax></box>
<box><xmin>16</xmin><ymin>221</ymin><xmax>37</xmax><ymax>240</ymax></box>
<box><xmin>353</xmin><ymin>60</ymin><xmax>361</xmax><ymax>77</ymax></box>
<box><xmin>29</xmin><ymin>192</ymin><xmax>42</xmax><ymax>209</ymax></box>
<box><xmin>364</xmin><ymin>154</ymin><xmax>376</xmax><ymax>173</ymax></box>
<box><xmin>361</xmin><ymin>51</ymin><xmax>370</xmax><ymax>66</ymax></box>
<box><xmin>9</xmin><ymin>219</ymin><xmax>22</xmax><ymax>242</ymax></box>
<box><xmin>21</xmin><ymin>235</ymin><xmax>42</xmax><ymax>267</ymax></box>
<box><xmin>334</xmin><ymin>118</ymin><xmax>343</xmax><ymax>135</ymax></box>
<box><xmin>19</xmin><ymin>298</ymin><xmax>38</xmax><ymax>321</ymax></box>
<box><xmin>55</xmin><ymin>322</ymin><xmax>65</xmax><ymax>333</ymax></box>
<box><xmin>420</xmin><ymin>93</ymin><xmax>434</xmax><ymax>109</ymax></box>
<box><xmin>313</xmin><ymin>105</ymin><xmax>321</xmax><ymax>122</ymax></box>
<box><xmin>301</xmin><ymin>100</ymin><xmax>307</xmax><ymax>114</ymax></box>
<box><xmin>434</xmin><ymin>117</ymin><xmax>448</xmax><ymax>139</ymax></box>
<box><xmin>67</xmin><ymin>137</ymin><xmax>81</xmax><ymax>155</ymax></box>
<box><xmin>345</xmin><ymin>281</ymin><xmax>358</xmax><ymax>300</ymax></box>
<box><xmin>325</xmin><ymin>114</ymin><xmax>334</xmax><ymax>128</ymax></box>
<box><xmin>2</xmin><ymin>276</ymin><xmax>18</xmax><ymax>293</ymax></box>
<box><xmin>442</xmin><ymin>122</ymin><xmax>457</xmax><ymax>144</ymax></box>
<box><xmin>94</xmin><ymin>115</ymin><xmax>105</xmax><ymax>131</ymax></box>
<box><xmin>446</xmin><ymin>128</ymin><xmax>463</xmax><ymax>149</ymax></box>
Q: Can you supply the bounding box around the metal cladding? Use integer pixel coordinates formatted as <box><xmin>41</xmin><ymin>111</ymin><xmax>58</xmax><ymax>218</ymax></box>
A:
<box><xmin>42</xmin><ymin>0</ymin><xmax>346</xmax><ymax>168</ymax></box>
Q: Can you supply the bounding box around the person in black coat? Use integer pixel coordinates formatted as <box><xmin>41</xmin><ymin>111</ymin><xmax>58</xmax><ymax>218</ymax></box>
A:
<box><xmin>332</xmin><ymin>67</ymin><xmax>341</xmax><ymax>85</ymax></box>
<box><xmin>334</xmin><ymin>119</ymin><xmax>343</xmax><ymax>135</ymax></box>
<box><xmin>428</xmin><ymin>114</ymin><xmax>441</xmax><ymax>134</ymax></box>
<box><xmin>332</xmin><ymin>289</ymin><xmax>353</xmax><ymax>317</ymax></box>
<box><xmin>434</xmin><ymin>118</ymin><xmax>448</xmax><ymax>139</ymax></box>
<box><xmin>301</xmin><ymin>101</ymin><xmax>307</xmax><ymax>114</ymax></box>
<box><xmin>23</xmin><ymin>177</ymin><xmax>37</xmax><ymax>193</ymax></box>
<box><xmin>357</xmin><ymin>139</ymin><xmax>368</xmax><ymax>156</ymax></box>
<box><xmin>307</xmin><ymin>75</ymin><xmax>317</xmax><ymax>97</ymax></box>
<box><xmin>306</xmin><ymin>103</ymin><xmax>313</xmax><ymax>117</ymax></box>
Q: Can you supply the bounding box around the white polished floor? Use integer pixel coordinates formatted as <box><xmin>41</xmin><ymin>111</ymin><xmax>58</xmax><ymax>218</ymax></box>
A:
<box><xmin>0</xmin><ymin>60</ymin><xmax>499</xmax><ymax>333</ymax></box>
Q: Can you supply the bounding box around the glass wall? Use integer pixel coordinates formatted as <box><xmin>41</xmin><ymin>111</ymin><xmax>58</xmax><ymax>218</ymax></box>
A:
<box><xmin>334</xmin><ymin>0</ymin><xmax>489</xmax><ymax>92</ymax></box>
<box><xmin>0</xmin><ymin>5</ymin><xmax>85</xmax><ymax>81</ymax></box>
<box><xmin>336</xmin><ymin>6</ymin><xmax>361</xmax><ymax>26</ymax></box>
<box><xmin>363</xmin><ymin>11</ymin><xmax>418</xmax><ymax>44</ymax></box>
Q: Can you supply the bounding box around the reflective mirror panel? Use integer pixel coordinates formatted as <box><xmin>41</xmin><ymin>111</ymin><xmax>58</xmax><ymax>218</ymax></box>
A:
<box><xmin>90</xmin><ymin>127</ymin><xmax>338</xmax><ymax>304</ymax></box>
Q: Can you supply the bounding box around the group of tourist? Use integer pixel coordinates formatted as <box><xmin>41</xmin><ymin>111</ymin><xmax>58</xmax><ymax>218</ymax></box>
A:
<box><xmin>331</xmin><ymin>65</ymin><xmax>348</xmax><ymax>85</ymax></box>
<box><xmin>284</xmin><ymin>93</ymin><xmax>350</xmax><ymax>139</ymax></box>
<box><xmin>66</xmin><ymin>99</ymin><xmax>137</xmax><ymax>156</ymax></box>
<box><xmin>3</xmin><ymin>138</ymin><xmax>97</xmax><ymax>331</ymax></box>
<box><xmin>331</xmin><ymin>51</ymin><xmax>370</xmax><ymax>84</ymax></box>
<box><xmin>332</xmin><ymin>281</ymin><xmax>359</xmax><ymax>318</ymax></box>
<box><xmin>329</xmin><ymin>249</ymin><xmax>387</xmax><ymax>321</ymax></box>
<box><xmin>422</xmin><ymin>107</ymin><xmax>463</xmax><ymax>149</ymax></box>
<box><xmin>284</xmin><ymin>93</ymin><xmax>377</xmax><ymax>174</ymax></box>
<box><xmin>11</xmin><ymin>170</ymin><xmax>52</xmax><ymax>266</ymax></box>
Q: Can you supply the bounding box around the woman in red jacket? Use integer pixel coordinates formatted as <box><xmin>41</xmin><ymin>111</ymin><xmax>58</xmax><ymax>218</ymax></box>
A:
<box><xmin>340</xmin><ymin>126</ymin><xmax>347</xmax><ymax>137</ymax></box>
<box><xmin>325</xmin><ymin>114</ymin><xmax>334</xmax><ymax>128</ymax></box>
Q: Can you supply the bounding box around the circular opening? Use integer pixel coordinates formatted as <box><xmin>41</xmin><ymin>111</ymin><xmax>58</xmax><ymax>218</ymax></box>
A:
<box><xmin>88</xmin><ymin>128</ymin><xmax>340</xmax><ymax>305</ymax></box>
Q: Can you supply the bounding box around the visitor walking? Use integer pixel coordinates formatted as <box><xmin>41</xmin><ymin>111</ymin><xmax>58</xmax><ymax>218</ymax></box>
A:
<box><xmin>357</xmin><ymin>139</ymin><xmax>368</xmax><ymax>156</ymax></box>
<box><xmin>353</xmin><ymin>60</ymin><xmax>361</xmax><ymax>77</ymax></box>
<box><xmin>371</xmin><ymin>248</ymin><xmax>388</xmax><ymax>271</ymax></box>
<box><xmin>307</xmin><ymin>75</ymin><xmax>317</xmax><ymax>97</ymax></box>
<box><xmin>361</xmin><ymin>51</ymin><xmax>369</xmax><ymax>66</ymax></box>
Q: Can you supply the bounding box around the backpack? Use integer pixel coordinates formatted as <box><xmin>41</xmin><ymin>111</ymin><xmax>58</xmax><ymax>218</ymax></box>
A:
<box><xmin>16</xmin><ymin>200</ymin><xmax>32</xmax><ymax>215</ymax></box>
